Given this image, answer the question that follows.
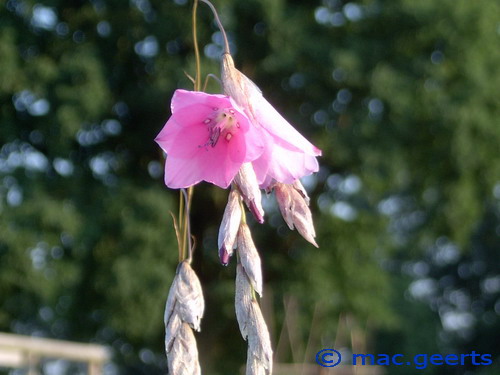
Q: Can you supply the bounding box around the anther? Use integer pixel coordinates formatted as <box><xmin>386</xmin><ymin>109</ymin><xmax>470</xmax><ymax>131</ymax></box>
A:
<box><xmin>225</xmin><ymin>133</ymin><xmax>232</xmax><ymax>141</ymax></box>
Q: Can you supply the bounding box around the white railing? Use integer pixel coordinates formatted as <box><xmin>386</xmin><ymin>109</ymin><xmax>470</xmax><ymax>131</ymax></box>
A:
<box><xmin>0</xmin><ymin>332</ymin><xmax>110</xmax><ymax>375</ymax></box>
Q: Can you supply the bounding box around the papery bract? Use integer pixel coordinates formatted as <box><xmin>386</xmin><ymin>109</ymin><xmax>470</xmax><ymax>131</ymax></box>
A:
<box><xmin>221</xmin><ymin>55</ymin><xmax>321</xmax><ymax>188</ymax></box>
<box><xmin>273</xmin><ymin>181</ymin><xmax>318</xmax><ymax>247</ymax></box>
<box><xmin>155</xmin><ymin>89</ymin><xmax>264</xmax><ymax>189</ymax></box>
<box><xmin>218</xmin><ymin>188</ymin><xmax>242</xmax><ymax>265</ymax></box>
<box><xmin>234</xmin><ymin>163</ymin><xmax>265</xmax><ymax>223</ymax></box>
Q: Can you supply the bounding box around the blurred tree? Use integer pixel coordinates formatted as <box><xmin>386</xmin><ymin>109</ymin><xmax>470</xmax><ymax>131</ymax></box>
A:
<box><xmin>0</xmin><ymin>0</ymin><xmax>499</xmax><ymax>374</ymax></box>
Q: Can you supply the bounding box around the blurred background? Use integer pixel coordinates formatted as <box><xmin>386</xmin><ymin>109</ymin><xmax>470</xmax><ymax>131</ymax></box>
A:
<box><xmin>1</xmin><ymin>0</ymin><xmax>499</xmax><ymax>374</ymax></box>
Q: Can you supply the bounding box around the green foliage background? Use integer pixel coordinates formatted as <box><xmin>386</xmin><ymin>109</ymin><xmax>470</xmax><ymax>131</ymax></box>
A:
<box><xmin>0</xmin><ymin>0</ymin><xmax>499</xmax><ymax>374</ymax></box>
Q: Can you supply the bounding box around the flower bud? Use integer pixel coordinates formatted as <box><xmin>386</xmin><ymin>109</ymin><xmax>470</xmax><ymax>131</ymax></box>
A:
<box><xmin>273</xmin><ymin>181</ymin><xmax>318</xmax><ymax>247</ymax></box>
<box><xmin>237</xmin><ymin>223</ymin><xmax>263</xmax><ymax>296</ymax></box>
<box><xmin>218</xmin><ymin>188</ymin><xmax>242</xmax><ymax>265</ymax></box>
<box><xmin>234</xmin><ymin>163</ymin><xmax>264</xmax><ymax>223</ymax></box>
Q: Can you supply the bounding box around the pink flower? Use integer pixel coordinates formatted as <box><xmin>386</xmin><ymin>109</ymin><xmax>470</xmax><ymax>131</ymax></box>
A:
<box><xmin>155</xmin><ymin>89</ymin><xmax>264</xmax><ymax>189</ymax></box>
<box><xmin>222</xmin><ymin>55</ymin><xmax>322</xmax><ymax>188</ymax></box>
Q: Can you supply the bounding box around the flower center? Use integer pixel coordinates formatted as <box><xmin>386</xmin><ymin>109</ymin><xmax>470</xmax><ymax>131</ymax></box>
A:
<box><xmin>202</xmin><ymin>108</ymin><xmax>240</xmax><ymax>147</ymax></box>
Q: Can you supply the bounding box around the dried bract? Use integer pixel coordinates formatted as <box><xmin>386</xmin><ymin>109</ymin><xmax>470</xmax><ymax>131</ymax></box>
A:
<box><xmin>246</xmin><ymin>347</ymin><xmax>267</xmax><ymax>375</ymax></box>
<box><xmin>235</xmin><ymin>264</ymin><xmax>253</xmax><ymax>339</ymax></box>
<box><xmin>165</xmin><ymin>261</ymin><xmax>205</xmax><ymax>331</ymax></box>
<box><xmin>235</xmin><ymin>265</ymin><xmax>273</xmax><ymax>374</ymax></box>
<box><xmin>164</xmin><ymin>261</ymin><xmax>204</xmax><ymax>375</ymax></box>
<box><xmin>273</xmin><ymin>181</ymin><xmax>318</xmax><ymax>247</ymax></box>
<box><xmin>167</xmin><ymin>322</ymin><xmax>201</xmax><ymax>375</ymax></box>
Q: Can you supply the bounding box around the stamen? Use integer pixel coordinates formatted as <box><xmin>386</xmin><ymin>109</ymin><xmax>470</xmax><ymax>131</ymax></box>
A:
<box><xmin>201</xmin><ymin>107</ymin><xmax>239</xmax><ymax>148</ymax></box>
<box><xmin>210</xmin><ymin>127</ymin><xmax>221</xmax><ymax>147</ymax></box>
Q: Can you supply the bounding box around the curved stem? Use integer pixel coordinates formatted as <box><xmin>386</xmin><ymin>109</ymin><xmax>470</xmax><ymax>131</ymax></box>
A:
<box><xmin>199</xmin><ymin>0</ymin><xmax>231</xmax><ymax>55</ymax></box>
<box><xmin>203</xmin><ymin>73</ymin><xmax>222</xmax><ymax>91</ymax></box>
<box><xmin>192</xmin><ymin>0</ymin><xmax>201</xmax><ymax>91</ymax></box>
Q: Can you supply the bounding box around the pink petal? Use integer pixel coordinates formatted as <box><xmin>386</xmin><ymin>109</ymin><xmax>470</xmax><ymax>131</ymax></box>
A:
<box><xmin>237</xmin><ymin>77</ymin><xmax>321</xmax><ymax>157</ymax></box>
<box><xmin>252</xmin><ymin>134</ymin><xmax>319</xmax><ymax>188</ymax></box>
<box><xmin>240</xmin><ymin>113</ymin><xmax>264</xmax><ymax>162</ymax></box>
<box><xmin>164</xmin><ymin>137</ymin><xmax>241</xmax><ymax>188</ymax></box>
<box><xmin>156</xmin><ymin>90</ymin><xmax>264</xmax><ymax>189</ymax></box>
<box><xmin>171</xmin><ymin>89</ymin><xmax>231</xmax><ymax>115</ymax></box>
<box><xmin>253</xmin><ymin>95</ymin><xmax>321</xmax><ymax>157</ymax></box>
<box><xmin>231</xmin><ymin>74</ymin><xmax>321</xmax><ymax>186</ymax></box>
<box><xmin>155</xmin><ymin>90</ymin><xmax>231</xmax><ymax>155</ymax></box>
<box><xmin>156</xmin><ymin>115</ymin><xmax>209</xmax><ymax>159</ymax></box>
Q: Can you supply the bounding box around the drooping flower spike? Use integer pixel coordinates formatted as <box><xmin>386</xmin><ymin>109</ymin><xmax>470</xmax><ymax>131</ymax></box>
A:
<box><xmin>200</xmin><ymin>0</ymin><xmax>322</xmax><ymax>188</ymax></box>
<box><xmin>155</xmin><ymin>89</ymin><xmax>264</xmax><ymax>189</ymax></box>
<box><xmin>230</xmin><ymin>68</ymin><xmax>322</xmax><ymax>188</ymax></box>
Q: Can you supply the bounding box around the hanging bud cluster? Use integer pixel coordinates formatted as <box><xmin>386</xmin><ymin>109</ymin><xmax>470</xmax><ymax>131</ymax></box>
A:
<box><xmin>164</xmin><ymin>261</ymin><xmax>205</xmax><ymax>375</ymax></box>
<box><xmin>217</xmin><ymin>163</ymin><xmax>272</xmax><ymax>374</ymax></box>
<box><xmin>158</xmin><ymin>1</ymin><xmax>322</xmax><ymax>373</ymax></box>
<box><xmin>217</xmin><ymin>162</ymin><xmax>265</xmax><ymax>266</ymax></box>
<box><xmin>235</xmin><ymin>264</ymin><xmax>273</xmax><ymax>375</ymax></box>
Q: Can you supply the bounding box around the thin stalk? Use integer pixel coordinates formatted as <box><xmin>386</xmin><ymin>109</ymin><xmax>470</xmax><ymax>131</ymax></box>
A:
<box><xmin>236</xmin><ymin>184</ymin><xmax>247</xmax><ymax>225</ymax></box>
<box><xmin>177</xmin><ymin>0</ymin><xmax>201</xmax><ymax>263</ymax></box>
<box><xmin>181</xmin><ymin>189</ymin><xmax>193</xmax><ymax>262</ymax></box>
<box><xmin>199</xmin><ymin>0</ymin><xmax>230</xmax><ymax>55</ymax></box>
<box><xmin>192</xmin><ymin>0</ymin><xmax>201</xmax><ymax>91</ymax></box>
<box><xmin>178</xmin><ymin>189</ymin><xmax>186</xmax><ymax>262</ymax></box>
